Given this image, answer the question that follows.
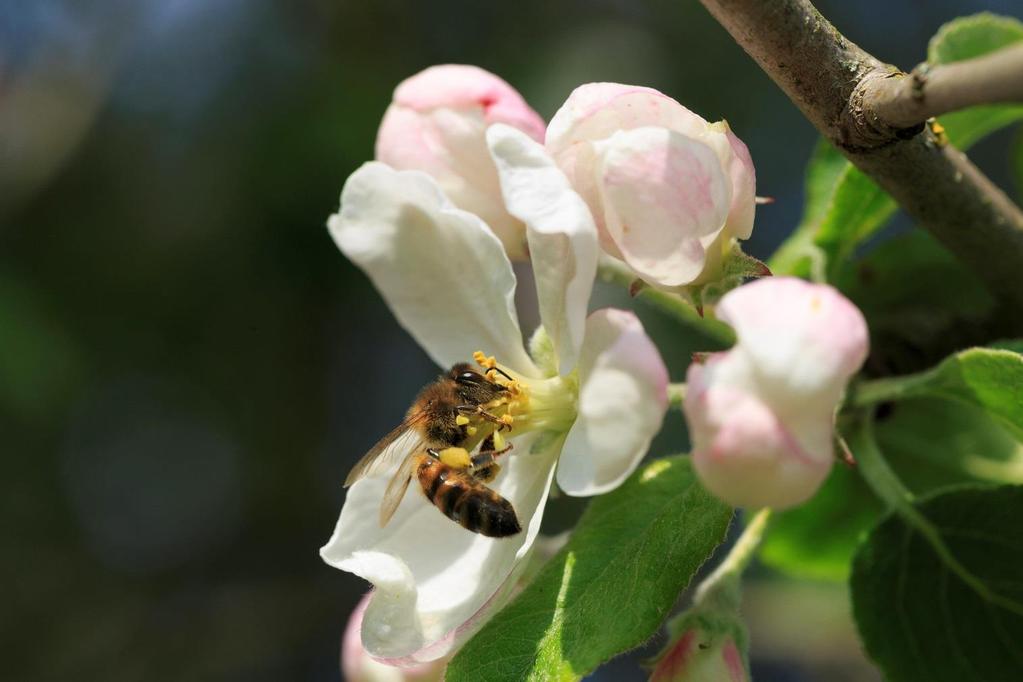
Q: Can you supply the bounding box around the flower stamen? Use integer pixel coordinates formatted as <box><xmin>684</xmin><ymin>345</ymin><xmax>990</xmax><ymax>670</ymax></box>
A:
<box><xmin>470</xmin><ymin>348</ymin><xmax>578</xmax><ymax>439</ymax></box>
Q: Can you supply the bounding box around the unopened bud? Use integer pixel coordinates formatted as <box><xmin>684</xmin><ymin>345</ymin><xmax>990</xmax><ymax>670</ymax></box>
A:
<box><xmin>375</xmin><ymin>65</ymin><xmax>545</xmax><ymax>259</ymax></box>
<box><xmin>683</xmin><ymin>277</ymin><xmax>868</xmax><ymax>509</ymax></box>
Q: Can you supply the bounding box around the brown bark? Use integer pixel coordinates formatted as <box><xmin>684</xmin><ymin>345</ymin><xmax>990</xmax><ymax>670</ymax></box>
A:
<box><xmin>860</xmin><ymin>43</ymin><xmax>1023</xmax><ymax>130</ymax></box>
<box><xmin>699</xmin><ymin>0</ymin><xmax>1023</xmax><ymax>314</ymax></box>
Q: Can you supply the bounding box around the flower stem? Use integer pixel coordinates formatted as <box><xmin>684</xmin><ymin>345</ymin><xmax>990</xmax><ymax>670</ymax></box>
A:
<box><xmin>597</xmin><ymin>257</ymin><xmax>735</xmax><ymax>347</ymax></box>
<box><xmin>846</xmin><ymin>366</ymin><xmax>938</xmax><ymax>408</ymax></box>
<box><xmin>667</xmin><ymin>382</ymin><xmax>687</xmax><ymax>409</ymax></box>
<box><xmin>848</xmin><ymin>415</ymin><xmax>915</xmax><ymax>513</ymax></box>
<box><xmin>693</xmin><ymin>508</ymin><xmax>772</xmax><ymax>610</ymax></box>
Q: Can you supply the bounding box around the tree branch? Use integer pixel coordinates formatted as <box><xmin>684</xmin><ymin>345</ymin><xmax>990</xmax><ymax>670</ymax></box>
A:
<box><xmin>859</xmin><ymin>43</ymin><xmax>1023</xmax><ymax>129</ymax></box>
<box><xmin>699</xmin><ymin>0</ymin><xmax>1023</xmax><ymax>318</ymax></box>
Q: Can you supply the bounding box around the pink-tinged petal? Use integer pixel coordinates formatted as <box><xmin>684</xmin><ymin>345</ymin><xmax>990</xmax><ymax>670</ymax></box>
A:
<box><xmin>328</xmin><ymin>162</ymin><xmax>538</xmax><ymax>376</ymax></box>
<box><xmin>546</xmin><ymin>82</ymin><xmax>706</xmax><ymax>156</ymax></box>
<box><xmin>685</xmin><ymin>360</ymin><xmax>833</xmax><ymax>509</ymax></box>
<box><xmin>375</xmin><ymin>65</ymin><xmax>545</xmax><ymax>259</ymax></box>
<box><xmin>486</xmin><ymin>124</ymin><xmax>599</xmax><ymax>375</ymax></box>
<box><xmin>546</xmin><ymin>84</ymin><xmax>707</xmax><ymax>241</ymax></box>
<box><xmin>723</xmin><ymin>128</ymin><xmax>756</xmax><ymax>240</ymax></box>
<box><xmin>715</xmin><ymin>278</ymin><xmax>869</xmax><ymax>408</ymax></box>
<box><xmin>595</xmin><ymin>127</ymin><xmax>731</xmax><ymax>288</ymax></box>
<box><xmin>392</xmin><ymin>65</ymin><xmax>545</xmax><ymax>141</ymax></box>
<box><xmin>650</xmin><ymin>629</ymin><xmax>699</xmax><ymax>682</ymax></box>
<box><xmin>545</xmin><ymin>83</ymin><xmax>758</xmax><ymax>285</ymax></box>
<box><xmin>342</xmin><ymin>593</ymin><xmax>446</xmax><ymax>682</ymax></box>
<box><xmin>721</xmin><ymin>638</ymin><xmax>749</xmax><ymax>682</ymax></box>
<box><xmin>558</xmin><ymin>309</ymin><xmax>668</xmax><ymax>496</ymax></box>
<box><xmin>650</xmin><ymin>628</ymin><xmax>749</xmax><ymax>682</ymax></box>
<box><xmin>376</xmin><ymin>103</ymin><xmax>529</xmax><ymax>257</ymax></box>
<box><xmin>681</xmin><ymin>282</ymin><xmax>866</xmax><ymax>509</ymax></box>
<box><xmin>321</xmin><ymin>436</ymin><xmax>559</xmax><ymax>661</ymax></box>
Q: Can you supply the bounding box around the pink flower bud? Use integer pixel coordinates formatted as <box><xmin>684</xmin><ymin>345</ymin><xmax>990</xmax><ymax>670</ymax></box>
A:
<box><xmin>375</xmin><ymin>65</ymin><xmax>545</xmax><ymax>259</ymax></box>
<box><xmin>546</xmin><ymin>83</ymin><xmax>756</xmax><ymax>288</ymax></box>
<box><xmin>683</xmin><ymin>278</ymin><xmax>868</xmax><ymax>509</ymax></box>
<box><xmin>650</xmin><ymin>627</ymin><xmax>748</xmax><ymax>682</ymax></box>
<box><xmin>342</xmin><ymin>593</ymin><xmax>447</xmax><ymax>682</ymax></box>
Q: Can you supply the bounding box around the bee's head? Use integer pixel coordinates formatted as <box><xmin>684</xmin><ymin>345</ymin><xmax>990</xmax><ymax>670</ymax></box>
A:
<box><xmin>449</xmin><ymin>363</ymin><xmax>507</xmax><ymax>403</ymax></box>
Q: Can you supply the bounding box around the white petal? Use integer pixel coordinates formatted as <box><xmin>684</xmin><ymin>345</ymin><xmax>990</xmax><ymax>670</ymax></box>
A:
<box><xmin>715</xmin><ymin>278</ymin><xmax>869</xmax><ymax>410</ymax></box>
<box><xmin>486</xmin><ymin>124</ymin><xmax>599</xmax><ymax>375</ymax></box>
<box><xmin>328</xmin><ymin>162</ymin><xmax>538</xmax><ymax>376</ymax></box>
<box><xmin>557</xmin><ymin>309</ymin><xmax>668</xmax><ymax>496</ymax></box>
<box><xmin>320</xmin><ymin>438</ymin><xmax>558</xmax><ymax>661</ymax></box>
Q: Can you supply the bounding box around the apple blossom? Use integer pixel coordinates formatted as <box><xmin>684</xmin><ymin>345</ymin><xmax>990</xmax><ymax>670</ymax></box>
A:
<box><xmin>375</xmin><ymin>64</ymin><xmax>546</xmax><ymax>259</ymax></box>
<box><xmin>650</xmin><ymin>626</ymin><xmax>748</xmax><ymax>682</ymax></box>
<box><xmin>545</xmin><ymin>83</ymin><xmax>757</xmax><ymax>290</ymax></box>
<box><xmin>683</xmin><ymin>277</ymin><xmax>868</xmax><ymax>509</ymax></box>
<box><xmin>321</xmin><ymin>125</ymin><xmax>667</xmax><ymax>662</ymax></box>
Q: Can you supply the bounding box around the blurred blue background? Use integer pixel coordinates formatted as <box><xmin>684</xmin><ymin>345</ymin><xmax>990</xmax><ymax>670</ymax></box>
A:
<box><xmin>2</xmin><ymin>1</ymin><xmax>1020</xmax><ymax>679</ymax></box>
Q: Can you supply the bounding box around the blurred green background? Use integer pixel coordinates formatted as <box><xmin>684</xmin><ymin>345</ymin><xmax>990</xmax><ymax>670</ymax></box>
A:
<box><xmin>2</xmin><ymin>1</ymin><xmax>1020</xmax><ymax>680</ymax></box>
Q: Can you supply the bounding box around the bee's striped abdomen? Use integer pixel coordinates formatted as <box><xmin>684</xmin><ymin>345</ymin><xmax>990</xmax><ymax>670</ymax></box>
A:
<box><xmin>416</xmin><ymin>457</ymin><xmax>521</xmax><ymax>538</ymax></box>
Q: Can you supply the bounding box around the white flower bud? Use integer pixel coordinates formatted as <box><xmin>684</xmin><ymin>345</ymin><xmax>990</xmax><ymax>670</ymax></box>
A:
<box><xmin>683</xmin><ymin>278</ymin><xmax>869</xmax><ymax>509</ymax></box>
<box><xmin>375</xmin><ymin>65</ymin><xmax>545</xmax><ymax>258</ymax></box>
<box><xmin>546</xmin><ymin>83</ymin><xmax>756</xmax><ymax>288</ymax></box>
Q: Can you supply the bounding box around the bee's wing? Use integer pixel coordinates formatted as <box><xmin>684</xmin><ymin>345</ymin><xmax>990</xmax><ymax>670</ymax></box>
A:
<box><xmin>379</xmin><ymin>450</ymin><xmax>422</xmax><ymax>527</ymax></box>
<box><xmin>343</xmin><ymin>411</ymin><xmax>430</xmax><ymax>487</ymax></box>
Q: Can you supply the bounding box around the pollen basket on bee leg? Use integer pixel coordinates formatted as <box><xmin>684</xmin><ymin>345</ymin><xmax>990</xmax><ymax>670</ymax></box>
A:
<box><xmin>437</xmin><ymin>447</ymin><xmax>472</xmax><ymax>469</ymax></box>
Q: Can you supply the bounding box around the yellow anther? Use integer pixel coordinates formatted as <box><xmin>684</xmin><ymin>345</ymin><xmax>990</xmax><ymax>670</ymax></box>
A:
<box><xmin>500</xmin><ymin>414</ymin><xmax>515</xmax><ymax>427</ymax></box>
<box><xmin>473</xmin><ymin>350</ymin><xmax>497</xmax><ymax>369</ymax></box>
<box><xmin>467</xmin><ymin>426</ymin><xmax>477</xmax><ymax>436</ymax></box>
<box><xmin>438</xmin><ymin>447</ymin><xmax>472</xmax><ymax>469</ymax></box>
<box><xmin>455</xmin><ymin>415</ymin><xmax>470</xmax><ymax>426</ymax></box>
<box><xmin>492</xmin><ymin>429</ymin><xmax>506</xmax><ymax>451</ymax></box>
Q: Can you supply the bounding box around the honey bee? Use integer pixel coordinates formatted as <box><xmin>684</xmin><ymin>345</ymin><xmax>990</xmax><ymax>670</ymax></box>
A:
<box><xmin>344</xmin><ymin>362</ymin><xmax>523</xmax><ymax>537</ymax></box>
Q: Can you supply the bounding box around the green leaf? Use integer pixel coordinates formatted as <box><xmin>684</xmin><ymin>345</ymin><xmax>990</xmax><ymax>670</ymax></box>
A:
<box><xmin>760</xmin><ymin>463</ymin><xmax>882</xmax><ymax>582</ymax></box>
<box><xmin>991</xmin><ymin>339</ymin><xmax>1023</xmax><ymax>354</ymax></box>
<box><xmin>928</xmin><ymin>13</ymin><xmax>1023</xmax><ymax>149</ymax></box>
<box><xmin>891</xmin><ymin>348</ymin><xmax>1023</xmax><ymax>441</ymax></box>
<box><xmin>768</xmin><ymin>141</ymin><xmax>897</xmax><ymax>282</ymax></box>
<box><xmin>761</xmin><ymin>397</ymin><xmax>1022</xmax><ymax>583</ymax></box>
<box><xmin>769</xmin><ymin>142</ymin><xmax>887</xmax><ymax>279</ymax></box>
<box><xmin>877</xmin><ymin>398</ymin><xmax>1023</xmax><ymax>489</ymax></box>
<box><xmin>851</xmin><ymin>484</ymin><xmax>1023</xmax><ymax>682</ymax></box>
<box><xmin>800</xmin><ymin>139</ymin><xmax>852</xmax><ymax>226</ymax></box>
<box><xmin>446</xmin><ymin>457</ymin><xmax>732</xmax><ymax>682</ymax></box>
<box><xmin>836</xmin><ymin>231</ymin><xmax>996</xmax><ymax>374</ymax></box>
<box><xmin>838</xmin><ymin>231</ymin><xmax>994</xmax><ymax>317</ymax></box>
<box><xmin>813</xmin><ymin>167</ymin><xmax>896</xmax><ymax>280</ymax></box>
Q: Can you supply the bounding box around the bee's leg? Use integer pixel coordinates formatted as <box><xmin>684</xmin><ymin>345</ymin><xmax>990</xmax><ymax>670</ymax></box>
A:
<box><xmin>470</xmin><ymin>433</ymin><xmax>513</xmax><ymax>483</ymax></box>
<box><xmin>456</xmin><ymin>404</ymin><xmax>513</xmax><ymax>431</ymax></box>
<box><xmin>484</xmin><ymin>366</ymin><xmax>514</xmax><ymax>383</ymax></box>
<box><xmin>470</xmin><ymin>457</ymin><xmax>500</xmax><ymax>483</ymax></box>
<box><xmin>477</xmin><ymin>432</ymin><xmax>514</xmax><ymax>458</ymax></box>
